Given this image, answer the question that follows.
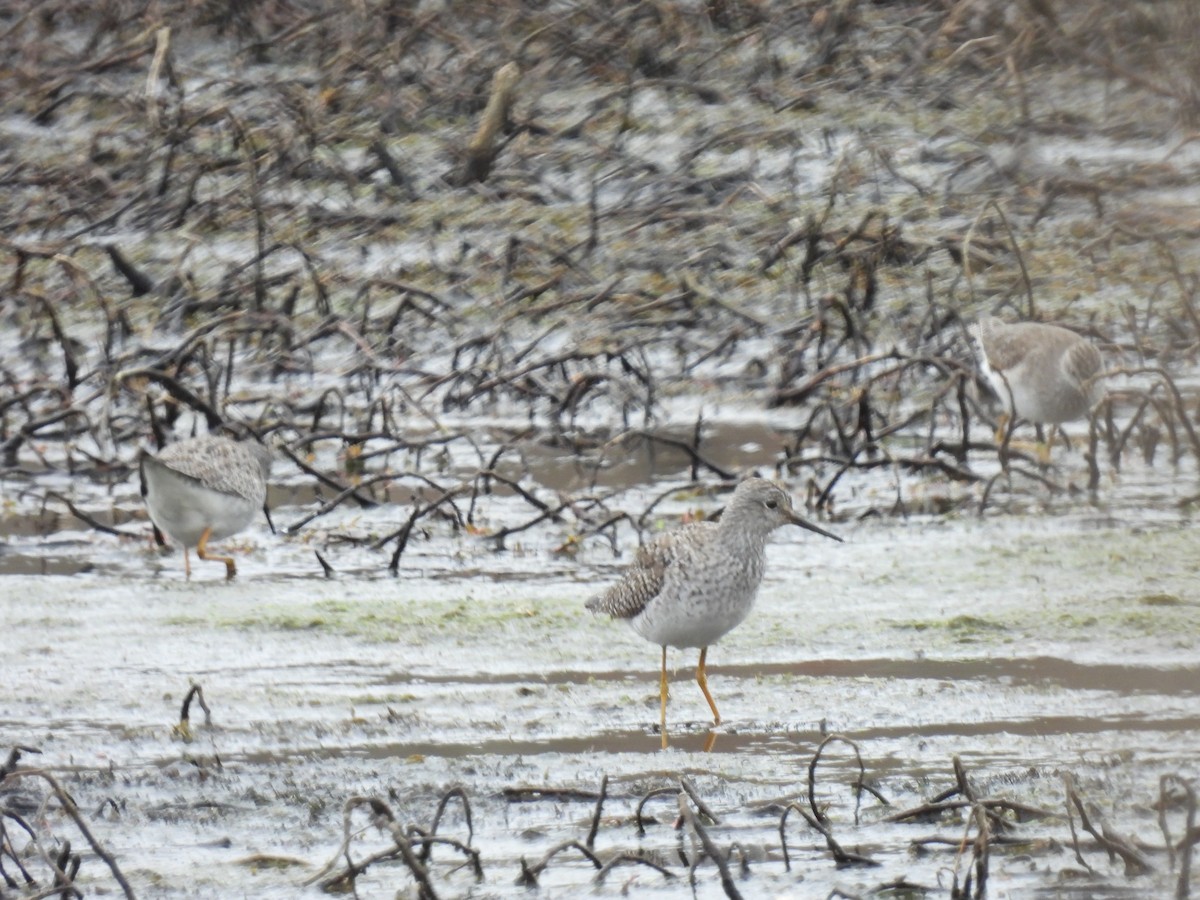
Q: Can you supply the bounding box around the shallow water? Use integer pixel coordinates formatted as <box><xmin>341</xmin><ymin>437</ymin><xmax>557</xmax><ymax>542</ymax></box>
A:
<box><xmin>4</xmin><ymin>2</ymin><xmax>1200</xmax><ymax>895</ymax></box>
<box><xmin>3</xmin><ymin>449</ymin><xmax>1198</xmax><ymax>898</ymax></box>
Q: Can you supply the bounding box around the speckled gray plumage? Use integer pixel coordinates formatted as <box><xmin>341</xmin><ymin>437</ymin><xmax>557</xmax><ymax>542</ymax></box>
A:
<box><xmin>974</xmin><ymin>318</ymin><xmax>1103</xmax><ymax>424</ymax></box>
<box><xmin>140</xmin><ymin>434</ymin><xmax>272</xmax><ymax>550</ymax></box>
<box><xmin>143</xmin><ymin>435</ymin><xmax>272</xmax><ymax>505</ymax></box>
<box><xmin>586</xmin><ymin>478</ymin><xmax>829</xmax><ymax>650</ymax></box>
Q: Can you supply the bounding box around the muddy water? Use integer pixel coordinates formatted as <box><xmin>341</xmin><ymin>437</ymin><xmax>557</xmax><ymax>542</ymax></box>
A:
<box><xmin>3</xmin><ymin>428</ymin><xmax>1198</xmax><ymax>898</ymax></box>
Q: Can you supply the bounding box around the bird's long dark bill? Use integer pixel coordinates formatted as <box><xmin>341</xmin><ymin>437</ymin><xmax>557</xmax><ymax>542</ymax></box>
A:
<box><xmin>787</xmin><ymin>513</ymin><xmax>843</xmax><ymax>543</ymax></box>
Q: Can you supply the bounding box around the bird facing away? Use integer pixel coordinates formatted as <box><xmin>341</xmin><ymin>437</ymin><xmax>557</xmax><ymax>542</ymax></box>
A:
<box><xmin>140</xmin><ymin>434</ymin><xmax>273</xmax><ymax>579</ymax></box>
<box><xmin>586</xmin><ymin>478</ymin><xmax>843</xmax><ymax>749</ymax></box>
<box><xmin>972</xmin><ymin>317</ymin><xmax>1104</xmax><ymax>453</ymax></box>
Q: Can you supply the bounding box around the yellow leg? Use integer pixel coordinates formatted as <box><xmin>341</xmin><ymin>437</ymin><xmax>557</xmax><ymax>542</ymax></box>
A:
<box><xmin>696</xmin><ymin>646</ymin><xmax>720</xmax><ymax>726</ymax></box>
<box><xmin>994</xmin><ymin>413</ymin><xmax>1048</xmax><ymax>462</ymax></box>
<box><xmin>659</xmin><ymin>645</ymin><xmax>669</xmax><ymax>750</ymax></box>
<box><xmin>1037</xmin><ymin>425</ymin><xmax>1059</xmax><ymax>464</ymax></box>
<box><xmin>196</xmin><ymin>526</ymin><xmax>237</xmax><ymax>579</ymax></box>
<box><xmin>992</xmin><ymin>412</ymin><xmax>1011</xmax><ymax>446</ymax></box>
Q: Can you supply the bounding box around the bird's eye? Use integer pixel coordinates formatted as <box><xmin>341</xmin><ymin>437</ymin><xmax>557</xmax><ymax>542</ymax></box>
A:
<box><xmin>765</xmin><ymin>498</ymin><xmax>779</xmax><ymax>509</ymax></box>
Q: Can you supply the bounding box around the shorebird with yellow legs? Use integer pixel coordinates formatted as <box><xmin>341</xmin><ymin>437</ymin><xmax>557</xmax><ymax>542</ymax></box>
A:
<box><xmin>972</xmin><ymin>317</ymin><xmax>1104</xmax><ymax>461</ymax></box>
<box><xmin>586</xmin><ymin>478</ymin><xmax>842</xmax><ymax>750</ymax></box>
<box><xmin>140</xmin><ymin>433</ymin><xmax>273</xmax><ymax>579</ymax></box>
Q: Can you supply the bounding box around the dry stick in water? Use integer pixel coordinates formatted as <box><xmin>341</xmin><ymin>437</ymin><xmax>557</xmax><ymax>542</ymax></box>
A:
<box><xmin>44</xmin><ymin>491</ymin><xmax>136</xmax><ymax>538</ymax></box>
<box><xmin>517</xmin><ymin>841</ymin><xmax>602</xmax><ymax>886</ymax></box>
<box><xmin>54</xmin><ymin>840</ymin><xmax>83</xmax><ymax>899</ymax></box>
<box><xmin>636</xmin><ymin>787</ymin><xmax>680</xmax><ymax>835</ymax></box>
<box><xmin>310</xmin><ymin>797</ymin><xmax>440</xmax><ymax>896</ymax></box>
<box><xmin>778</xmin><ymin>801</ymin><xmax>880</xmax><ymax>871</ymax></box>
<box><xmin>179</xmin><ymin>683</ymin><xmax>211</xmax><ymax>728</ymax></box>
<box><xmin>118</xmin><ymin>367</ymin><xmax>225</xmax><ymax>431</ymax></box>
<box><xmin>679</xmin><ymin>776</ymin><xmax>720</xmax><ymax>825</ymax></box>
<box><xmin>593</xmin><ymin>852</ymin><xmax>675</xmax><ymax>884</ymax></box>
<box><xmin>585</xmin><ymin>774</ymin><xmax>607</xmax><ymax>850</ymax></box>
<box><xmin>808</xmin><ymin>734</ymin><xmax>875</xmax><ymax>825</ymax></box>
<box><xmin>1063</xmin><ymin>774</ymin><xmax>1153</xmax><ymax>876</ymax></box>
<box><xmin>278</xmin><ymin>446</ymin><xmax>382</xmax><ymax>516</ymax></box>
<box><xmin>313</xmin><ymin>549</ymin><xmax>335</xmax><ymax>577</ymax></box>
<box><xmin>35</xmin><ymin>293</ymin><xmax>80</xmax><ymax>389</ymax></box>
<box><xmin>0</xmin><ymin>769</ymin><xmax>137</xmax><ymax>899</ymax></box>
<box><xmin>485</xmin><ymin>497</ymin><xmax>575</xmax><ymax>548</ymax></box>
<box><xmin>620</xmin><ymin>429</ymin><xmax>736</xmax><ymax>480</ymax></box>
<box><xmin>1158</xmin><ymin>774</ymin><xmax>1197</xmax><ymax>900</ymax></box>
<box><xmin>886</xmin><ymin>794</ymin><xmax>1058</xmax><ymax>826</ymax></box>
<box><xmin>462</xmin><ymin>62</ymin><xmax>521</xmax><ymax>184</ymax></box>
<box><xmin>419</xmin><ymin>787</ymin><xmax>474</xmax><ymax>865</ymax></box>
<box><xmin>677</xmin><ymin>792</ymin><xmax>744</xmax><ymax>900</ymax></box>
<box><xmin>1114</xmin><ymin>366</ymin><xmax>1200</xmax><ymax>462</ymax></box>
<box><xmin>380</xmin><ymin>484</ymin><xmax>465</xmax><ymax>571</ymax></box>
<box><xmin>952</xmin><ymin>754</ymin><xmax>977</xmax><ymax>804</ymax></box>
<box><xmin>27</xmin><ymin>829</ymin><xmax>81</xmax><ymax>900</ymax></box>
<box><xmin>961</xmin><ymin>197</ymin><xmax>1035</xmax><ymax>319</ymax></box>
<box><xmin>1</xmin><ymin>807</ymin><xmax>40</xmax><ymax>888</ymax></box>
<box><xmin>951</xmin><ymin>803</ymin><xmax>992</xmax><ymax>900</ymax></box>
<box><xmin>402</xmin><ymin>825</ymin><xmax>482</xmax><ymax>883</ymax></box>
<box><xmin>285</xmin><ymin>473</ymin><xmax>397</xmax><ymax>532</ymax></box>
<box><xmin>1086</xmin><ymin>409</ymin><xmax>1102</xmax><ymax>492</ymax></box>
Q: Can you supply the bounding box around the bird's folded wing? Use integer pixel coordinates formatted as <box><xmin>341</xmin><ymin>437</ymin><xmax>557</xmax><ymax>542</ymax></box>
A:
<box><xmin>140</xmin><ymin>452</ymin><xmax>207</xmax><ymax>493</ymax></box>
<box><xmin>585</xmin><ymin>531</ymin><xmax>679</xmax><ymax>619</ymax></box>
<box><xmin>981</xmin><ymin>326</ymin><xmax>1029</xmax><ymax>371</ymax></box>
<box><xmin>157</xmin><ymin>441</ymin><xmax>254</xmax><ymax>497</ymax></box>
<box><xmin>1063</xmin><ymin>339</ymin><xmax>1102</xmax><ymax>384</ymax></box>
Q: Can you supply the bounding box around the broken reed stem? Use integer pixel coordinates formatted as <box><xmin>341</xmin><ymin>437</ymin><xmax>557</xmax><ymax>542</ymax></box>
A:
<box><xmin>635</xmin><ymin>787</ymin><xmax>679</xmax><ymax>835</ymax></box>
<box><xmin>518</xmin><ymin>840</ymin><xmax>602</xmax><ymax>885</ymax></box>
<box><xmin>462</xmin><ymin>61</ymin><xmax>521</xmax><ymax>183</ymax></box>
<box><xmin>1110</xmin><ymin>366</ymin><xmax>1200</xmax><ymax>462</ymax></box>
<box><xmin>779</xmin><ymin>801</ymin><xmax>880</xmax><ymax>871</ymax></box>
<box><xmin>808</xmin><ymin>733</ymin><xmax>868</xmax><ymax>824</ymax></box>
<box><xmin>594</xmin><ymin>852</ymin><xmax>675</xmax><ymax>883</ymax></box>
<box><xmin>677</xmin><ymin>792</ymin><xmax>744</xmax><ymax>900</ymax></box>
<box><xmin>0</xmin><ymin>769</ymin><xmax>137</xmax><ymax>899</ymax></box>
<box><xmin>1159</xmin><ymin>774</ymin><xmax>1197</xmax><ymax>899</ymax></box>
<box><xmin>179</xmin><ymin>683</ymin><xmax>211</xmax><ymax>729</ymax></box>
<box><xmin>585</xmin><ymin>774</ymin><xmax>607</xmax><ymax>850</ymax></box>
<box><xmin>679</xmin><ymin>776</ymin><xmax>721</xmax><ymax>825</ymax></box>
<box><xmin>421</xmin><ymin>786</ymin><xmax>474</xmax><ymax>864</ymax></box>
<box><xmin>308</xmin><ymin>796</ymin><xmax>440</xmax><ymax>896</ymax></box>
<box><xmin>1063</xmin><ymin>773</ymin><xmax>1153</xmax><ymax>876</ymax></box>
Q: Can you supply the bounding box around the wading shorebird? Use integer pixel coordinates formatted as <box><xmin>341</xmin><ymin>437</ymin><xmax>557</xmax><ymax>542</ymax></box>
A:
<box><xmin>586</xmin><ymin>477</ymin><xmax>842</xmax><ymax>750</ymax></box>
<box><xmin>140</xmin><ymin>434</ymin><xmax>273</xmax><ymax>579</ymax></box>
<box><xmin>972</xmin><ymin>317</ymin><xmax>1104</xmax><ymax>458</ymax></box>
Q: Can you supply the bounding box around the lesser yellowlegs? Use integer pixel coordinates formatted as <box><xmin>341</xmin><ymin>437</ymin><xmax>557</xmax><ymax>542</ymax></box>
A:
<box><xmin>972</xmin><ymin>317</ymin><xmax>1103</xmax><ymax>456</ymax></box>
<box><xmin>140</xmin><ymin>434</ymin><xmax>273</xmax><ymax>579</ymax></box>
<box><xmin>586</xmin><ymin>477</ymin><xmax>843</xmax><ymax>749</ymax></box>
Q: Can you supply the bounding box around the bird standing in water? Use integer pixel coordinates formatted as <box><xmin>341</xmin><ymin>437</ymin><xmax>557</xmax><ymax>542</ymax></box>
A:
<box><xmin>140</xmin><ymin>434</ymin><xmax>273</xmax><ymax>579</ymax></box>
<box><xmin>586</xmin><ymin>478</ymin><xmax>842</xmax><ymax>749</ymax></box>
<box><xmin>972</xmin><ymin>317</ymin><xmax>1104</xmax><ymax>458</ymax></box>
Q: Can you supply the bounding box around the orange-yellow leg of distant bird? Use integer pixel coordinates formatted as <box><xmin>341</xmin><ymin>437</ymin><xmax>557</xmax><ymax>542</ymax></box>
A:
<box><xmin>1037</xmin><ymin>425</ymin><xmax>1060</xmax><ymax>465</ymax></box>
<box><xmin>195</xmin><ymin>526</ymin><xmax>237</xmax><ymax>579</ymax></box>
<box><xmin>992</xmin><ymin>411</ymin><xmax>1010</xmax><ymax>448</ymax></box>
<box><xmin>994</xmin><ymin>412</ymin><xmax>1044</xmax><ymax>462</ymax></box>
<box><xmin>659</xmin><ymin>645</ymin><xmax>670</xmax><ymax>750</ymax></box>
<box><xmin>696</xmin><ymin>647</ymin><xmax>720</xmax><ymax>726</ymax></box>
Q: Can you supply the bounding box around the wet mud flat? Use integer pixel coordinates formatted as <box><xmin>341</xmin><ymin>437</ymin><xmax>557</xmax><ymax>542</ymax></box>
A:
<box><xmin>3</xmin><ymin>0</ymin><xmax>1200</xmax><ymax>896</ymax></box>
<box><xmin>3</xmin><ymin>500</ymin><xmax>1199</xmax><ymax>898</ymax></box>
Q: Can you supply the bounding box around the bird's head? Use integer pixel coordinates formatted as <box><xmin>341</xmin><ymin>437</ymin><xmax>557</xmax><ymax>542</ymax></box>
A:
<box><xmin>725</xmin><ymin>477</ymin><xmax>843</xmax><ymax>543</ymax></box>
